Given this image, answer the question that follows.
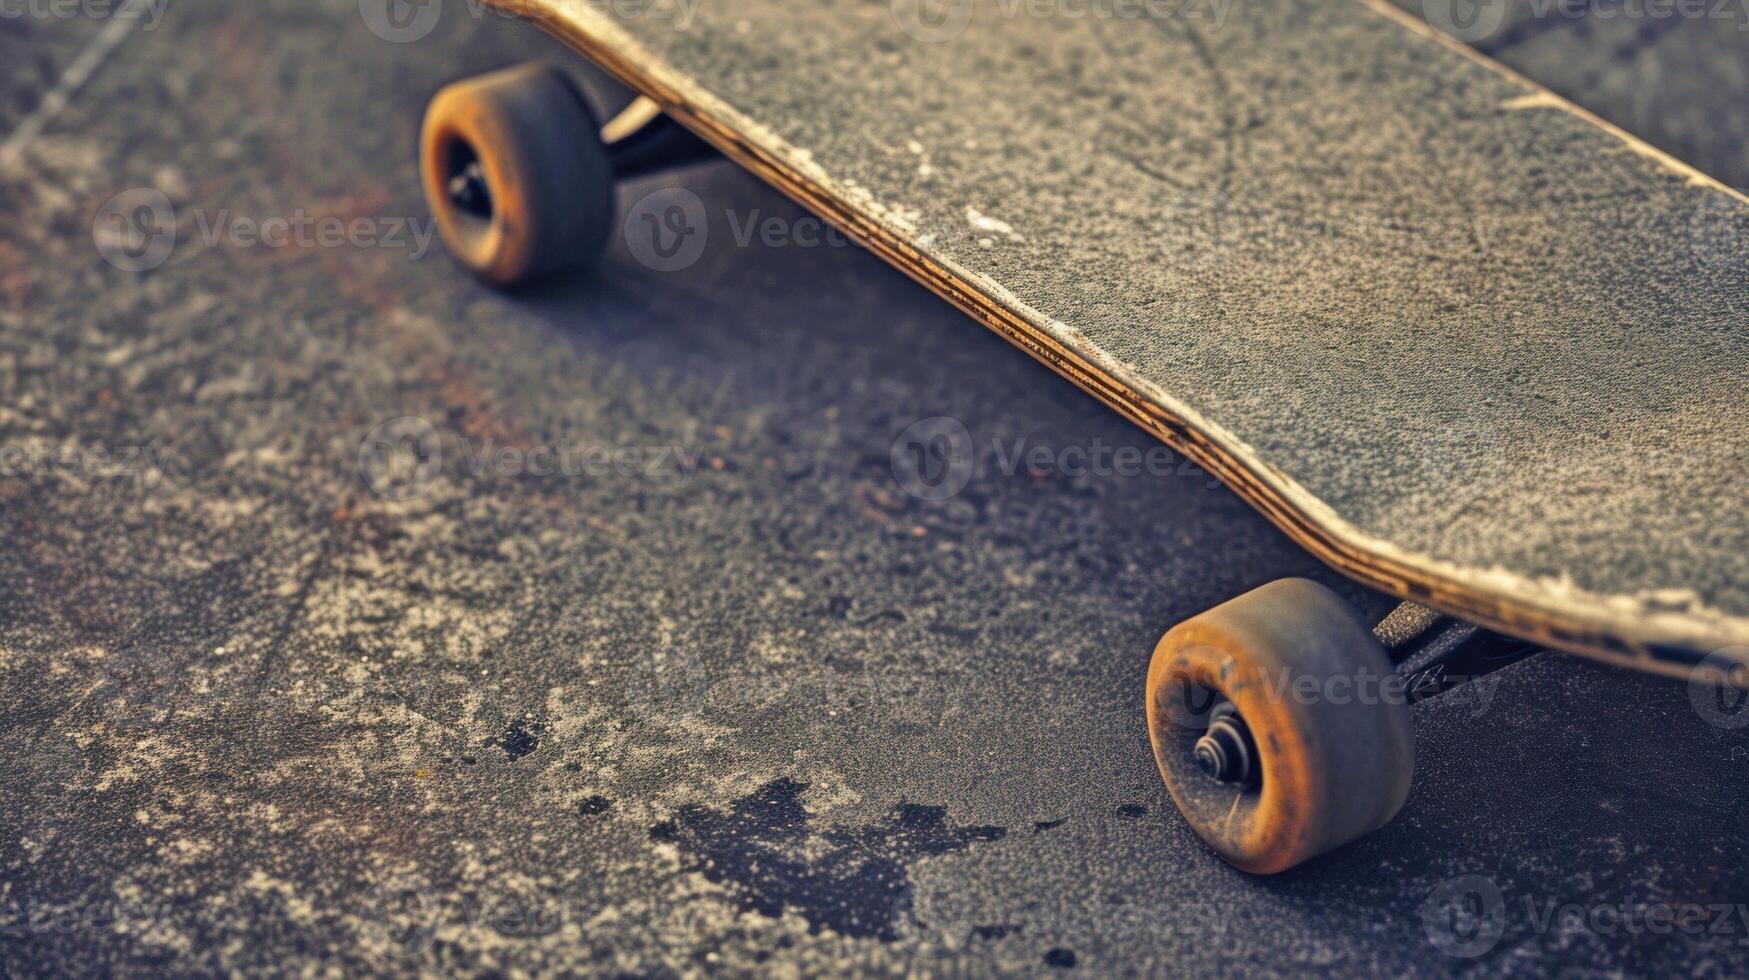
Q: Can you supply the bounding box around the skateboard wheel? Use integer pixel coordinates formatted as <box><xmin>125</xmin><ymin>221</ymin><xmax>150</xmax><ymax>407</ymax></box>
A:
<box><xmin>1146</xmin><ymin>578</ymin><xmax>1414</xmax><ymax>873</ymax></box>
<box><xmin>421</xmin><ymin>63</ymin><xmax>614</xmax><ymax>286</ymax></box>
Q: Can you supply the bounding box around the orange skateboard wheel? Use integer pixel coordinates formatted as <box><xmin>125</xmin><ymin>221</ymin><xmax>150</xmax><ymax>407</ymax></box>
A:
<box><xmin>421</xmin><ymin>63</ymin><xmax>614</xmax><ymax>286</ymax></box>
<box><xmin>1147</xmin><ymin>578</ymin><xmax>1415</xmax><ymax>873</ymax></box>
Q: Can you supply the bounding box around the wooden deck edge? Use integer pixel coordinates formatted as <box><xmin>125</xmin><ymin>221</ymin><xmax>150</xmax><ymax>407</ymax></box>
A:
<box><xmin>477</xmin><ymin>0</ymin><xmax>1749</xmax><ymax>684</ymax></box>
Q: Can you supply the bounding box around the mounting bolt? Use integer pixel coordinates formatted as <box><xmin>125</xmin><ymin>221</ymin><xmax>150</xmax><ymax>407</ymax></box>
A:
<box><xmin>448</xmin><ymin>160</ymin><xmax>492</xmax><ymax>218</ymax></box>
<box><xmin>1194</xmin><ymin>703</ymin><xmax>1259</xmax><ymax>787</ymax></box>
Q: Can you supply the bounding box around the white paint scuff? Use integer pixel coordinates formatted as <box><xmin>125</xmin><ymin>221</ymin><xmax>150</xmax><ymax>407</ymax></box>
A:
<box><xmin>966</xmin><ymin>207</ymin><xmax>1024</xmax><ymax>242</ymax></box>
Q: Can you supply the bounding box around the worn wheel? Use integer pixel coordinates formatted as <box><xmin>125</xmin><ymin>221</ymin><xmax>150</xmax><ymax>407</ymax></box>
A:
<box><xmin>1146</xmin><ymin>578</ymin><xmax>1414</xmax><ymax>873</ymax></box>
<box><xmin>421</xmin><ymin>63</ymin><xmax>614</xmax><ymax>286</ymax></box>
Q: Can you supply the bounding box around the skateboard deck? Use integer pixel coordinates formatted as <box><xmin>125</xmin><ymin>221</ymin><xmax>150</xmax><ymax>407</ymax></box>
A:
<box><xmin>484</xmin><ymin>0</ymin><xmax>1749</xmax><ymax>679</ymax></box>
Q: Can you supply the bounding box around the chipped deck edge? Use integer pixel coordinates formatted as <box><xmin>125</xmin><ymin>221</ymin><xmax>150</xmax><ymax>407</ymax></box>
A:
<box><xmin>478</xmin><ymin>0</ymin><xmax>1749</xmax><ymax>683</ymax></box>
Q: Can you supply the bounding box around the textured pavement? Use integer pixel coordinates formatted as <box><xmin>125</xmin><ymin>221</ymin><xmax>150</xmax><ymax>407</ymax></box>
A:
<box><xmin>1</xmin><ymin>1</ymin><xmax>1746</xmax><ymax>977</ymax></box>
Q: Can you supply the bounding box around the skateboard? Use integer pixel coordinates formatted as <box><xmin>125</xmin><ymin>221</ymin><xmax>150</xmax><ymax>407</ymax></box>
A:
<box><xmin>414</xmin><ymin>0</ymin><xmax>1749</xmax><ymax>872</ymax></box>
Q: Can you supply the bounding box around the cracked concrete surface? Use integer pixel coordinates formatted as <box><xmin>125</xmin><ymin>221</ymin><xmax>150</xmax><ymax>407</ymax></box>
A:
<box><xmin>0</xmin><ymin>0</ymin><xmax>1746</xmax><ymax>976</ymax></box>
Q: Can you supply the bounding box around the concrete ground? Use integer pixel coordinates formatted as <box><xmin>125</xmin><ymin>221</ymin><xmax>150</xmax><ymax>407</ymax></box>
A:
<box><xmin>0</xmin><ymin>1</ymin><xmax>1745</xmax><ymax>976</ymax></box>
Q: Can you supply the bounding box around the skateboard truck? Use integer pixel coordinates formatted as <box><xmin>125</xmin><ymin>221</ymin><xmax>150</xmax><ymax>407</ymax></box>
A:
<box><xmin>1148</xmin><ymin>583</ymin><xmax>1533</xmax><ymax>873</ymax></box>
<box><xmin>597</xmin><ymin>95</ymin><xmax>717</xmax><ymax>180</ymax></box>
<box><xmin>439</xmin><ymin>98</ymin><xmax>711</xmax><ymax>226</ymax></box>
<box><xmin>420</xmin><ymin>62</ymin><xmax>716</xmax><ymax>287</ymax></box>
<box><xmin>1187</xmin><ymin>600</ymin><xmax>1529</xmax><ymax>794</ymax></box>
